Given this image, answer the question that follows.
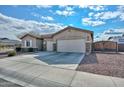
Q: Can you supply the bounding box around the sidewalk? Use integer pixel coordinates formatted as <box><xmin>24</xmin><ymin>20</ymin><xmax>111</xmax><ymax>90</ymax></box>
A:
<box><xmin>0</xmin><ymin>58</ymin><xmax>124</xmax><ymax>87</ymax></box>
<box><xmin>0</xmin><ymin>78</ymin><xmax>22</xmax><ymax>87</ymax></box>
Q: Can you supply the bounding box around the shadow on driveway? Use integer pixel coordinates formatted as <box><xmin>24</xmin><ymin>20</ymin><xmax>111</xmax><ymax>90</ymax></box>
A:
<box><xmin>34</xmin><ymin>52</ymin><xmax>84</xmax><ymax>65</ymax></box>
<box><xmin>78</xmin><ymin>53</ymin><xmax>98</xmax><ymax>64</ymax></box>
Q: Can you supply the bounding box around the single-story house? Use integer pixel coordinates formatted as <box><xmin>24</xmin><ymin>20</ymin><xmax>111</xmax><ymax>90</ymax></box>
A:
<box><xmin>93</xmin><ymin>41</ymin><xmax>118</xmax><ymax>52</ymax></box>
<box><xmin>0</xmin><ymin>30</ymin><xmax>23</xmax><ymax>52</ymax></box>
<box><xmin>0</xmin><ymin>38</ymin><xmax>21</xmax><ymax>51</ymax></box>
<box><xmin>19</xmin><ymin>26</ymin><xmax>93</xmax><ymax>53</ymax></box>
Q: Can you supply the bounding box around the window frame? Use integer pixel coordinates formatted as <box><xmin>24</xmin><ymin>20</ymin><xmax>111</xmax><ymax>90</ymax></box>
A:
<box><xmin>24</xmin><ymin>40</ymin><xmax>32</xmax><ymax>47</ymax></box>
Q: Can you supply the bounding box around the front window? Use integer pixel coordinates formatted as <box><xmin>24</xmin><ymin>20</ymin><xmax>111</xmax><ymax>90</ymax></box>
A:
<box><xmin>24</xmin><ymin>40</ymin><xmax>32</xmax><ymax>47</ymax></box>
<box><xmin>26</xmin><ymin>41</ymin><xmax>30</xmax><ymax>47</ymax></box>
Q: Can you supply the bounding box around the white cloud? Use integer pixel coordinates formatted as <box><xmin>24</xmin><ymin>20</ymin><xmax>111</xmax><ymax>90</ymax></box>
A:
<box><xmin>36</xmin><ymin>5</ymin><xmax>52</xmax><ymax>9</ymax></box>
<box><xmin>116</xmin><ymin>6</ymin><xmax>124</xmax><ymax>21</ymax></box>
<box><xmin>82</xmin><ymin>18</ymin><xmax>105</xmax><ymax>26</ymax></box>
<box><xmin>94</xmin><ymin>11</ymin><xmax>121</xmax><ymax>20</ymax></box>
<box><xmin>65</xmin><ymin>6</ymin><xmax>74</xmax><ymax>11</ymax></box>
<box><xmin>79</xmin><ymin>5</ymin><xmax>105</xmax><ymax>11</ymax></box>
<box><xmin>90</xmin><ymin>6</ymin><xmax>124</xmax><ymax>21</ymax></box>
<box><xmin>103</xmin><ymin>11</ymin><xmax>121</xmax><ymax>19</ymax></box>
<box><xmin>95</xmin><ymin>28</ymin><xmax>124</xmax><ymax>41</ymax></box>
<box><xmin>59</xmin><ymin>5</ymin><xmax>74</xmax><ymax>10</ymax></box>
<box><xmin>89</xmin><ymin>6</ymin><xmax>105</xmax><ymax>11</ymax></box>
<box><xmin>31</xmin><ymin>13</ymin><xmax>54</xmax><ymax>21</ymax></box>
<box><xmin>88</xmin><ymin>12</ymin><xmax>94</xmax><ymax>16</ymax></box>
<box><xmin>41</xmin><ymin>16</ymin><xmax>54</xmax><ymax>21</ymax></box>
<box><xmin>93</xmin><ymin>12</ymin><xmax>104</xmax><ymax>19</ymax></box>
<box><xmin>31</xmin><ymin>12</ymin><xmax>40</xmax><ymax>17</ymax></box>
<box><xmin>69</xmin><ymin>24</ymin><xmax>73</xmax><ymax>26</ymax></box>
<box><xmin>104</xmin><ymin>28</ymin><xmax>124</xmax><ymax>34</ymax></box>
<box><xmin>56</xmin><ymin>10</ymin><xmax>75</xmax><ymax>16</ymax></box>
<box><xmin>55</xmin><ymin>6</ymin><xmax>75</xmax><ymax>16</ymax></box>
<box><xmin>78</xmin><ymin>5</ymin><xmax>88</xmax><ymax>8</ymax></box>
<box><xmin>0</xmin><ymin>13</ymin><xmax>65</xmax><ymax>40</ymax></box>
<box><xmin>117</xmin><ymin>5</ymin><xmax>124</xmax><ymax>12</ymax></box>
<box><xmin>120</xmin><ymin>13</ymin><xmax>124</xmax><ymax>21</ymax></box>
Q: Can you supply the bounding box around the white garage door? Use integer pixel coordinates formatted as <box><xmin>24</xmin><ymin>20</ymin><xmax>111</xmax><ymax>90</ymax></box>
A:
<box><xmin>47</xmin><ymin>41</ymin><xmax>53</xmax><ymax>51</ymax></box>
<box><xmin>57</xmin><ymin>39</ymin><xmax>86</xmax><ymax>53</ymax></box>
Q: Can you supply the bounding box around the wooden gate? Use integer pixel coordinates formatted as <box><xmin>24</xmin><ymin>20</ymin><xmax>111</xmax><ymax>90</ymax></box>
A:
<box><xmin>93</xmin><ymin>41</ymin><xmax>117</xmax><ymax>52</ymax></box>
<box><xmin>118</xmin><ymin>44</ymin><xmax>124</xmax><ymax>52</ymax></box>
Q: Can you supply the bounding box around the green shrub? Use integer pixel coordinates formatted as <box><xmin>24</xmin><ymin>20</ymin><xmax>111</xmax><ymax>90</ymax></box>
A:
<box><xmin>28</xmin><ymin>48</ymin><xmax>34</xmax><ymax>52</ymax></box>
<box><xmin>8</xmin><ymin>50</ymin><xmax>16</xmax><ymax>57</ymax></box>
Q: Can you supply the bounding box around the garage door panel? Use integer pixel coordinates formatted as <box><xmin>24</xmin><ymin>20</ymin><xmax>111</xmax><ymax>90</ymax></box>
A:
<box><xmin>57</xmin><ymin>39</ymin><xmax>85</xmax><ymax>53</ymax></box>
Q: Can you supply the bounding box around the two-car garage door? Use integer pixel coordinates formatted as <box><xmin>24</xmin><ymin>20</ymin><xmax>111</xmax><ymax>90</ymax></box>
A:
<box><xmin>57</xmin><ymin>39</ymin><xmax>85</xmax><ymax>53</ymax></box>
<box><xmin>46</xmin><ymin>39</ymin><xmax>86</xmax><ymax>53</ymax></box>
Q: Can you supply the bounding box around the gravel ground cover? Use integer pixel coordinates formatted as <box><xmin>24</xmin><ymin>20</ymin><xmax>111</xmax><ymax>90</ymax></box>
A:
<box><xmin>77</xmin><ymin>52</ymin><xmax>124</xmax><ymax>78</ymax></box>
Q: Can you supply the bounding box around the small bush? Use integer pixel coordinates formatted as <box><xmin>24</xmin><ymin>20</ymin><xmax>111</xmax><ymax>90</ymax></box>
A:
<box><xmin>8</xmin><ymin>50</ymin><xmax>16</xmax><ymax>57</ymax></box>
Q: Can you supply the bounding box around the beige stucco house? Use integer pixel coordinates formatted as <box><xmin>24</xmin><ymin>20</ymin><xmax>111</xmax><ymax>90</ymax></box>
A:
<box><xmin>20</xmin><ymin>26</ymin><xmax>93</xmax><ymax>53</ymax></box>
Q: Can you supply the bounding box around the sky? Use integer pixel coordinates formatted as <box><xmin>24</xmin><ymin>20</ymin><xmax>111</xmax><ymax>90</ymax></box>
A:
<box><xmin>0</xmin><ymin>5</ymin><xmax>124</xmax><ymax>41</ymax></box>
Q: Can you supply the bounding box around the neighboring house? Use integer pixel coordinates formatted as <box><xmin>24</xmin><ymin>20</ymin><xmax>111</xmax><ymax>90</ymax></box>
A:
<box><xmin>20</xmin><ymin>33</ymin><xmax>43</xmax><ymax>52</ymax></box>
<box><xmin>0</xmin><ymin>38</ymin><xmax>21</xmax><ymax>51</ymax></box>
<box><xmin>93</xmin><ymin>41</ymin><xmax>118</xmax><ymax>52</ymax></box>
<box><xmin>93</xmin><ymin>35</ymin><xmax>124</xmax><ymax>52</ymax></box>
<box><xmin>0</xmin><ymin>31</ymin><xmax>22</xmax><ymax>52</ymax></box>
<box><xmin>108</xmin><ymin>35</ymin><xmax>124</xmax><ymax>51</ymax></box>
<box><xmin>20</xmin><ymin>26</ymin><xmax>93</xmax><ymax>53</ymax></box>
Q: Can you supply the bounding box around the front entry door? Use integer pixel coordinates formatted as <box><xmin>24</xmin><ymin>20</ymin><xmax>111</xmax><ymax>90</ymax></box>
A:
<box><xmin>53</xmin><ymin>43</ymin><xmax>57</xmax><ymax>51</ymax></box>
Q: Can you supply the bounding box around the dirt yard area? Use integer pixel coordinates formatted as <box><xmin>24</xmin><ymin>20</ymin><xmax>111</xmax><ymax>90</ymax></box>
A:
<box><xmin>76</xmin><ymin>52</ymin><xmax>124</xmax><ymax>78</ymax></box>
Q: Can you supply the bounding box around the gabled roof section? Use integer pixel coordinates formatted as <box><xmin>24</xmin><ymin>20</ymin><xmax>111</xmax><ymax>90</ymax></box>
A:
<box><xmin>41</xmin><ymin>33</ymin><xmax>53</xmax><ymax>38</ymax></box>
<box><xmin>19</xmin><ymin>32</ymin><xmax>41</xmax><ymax>39</ymax></box>
<box><xmin>19</xmin><ymin>26</ymin><xmax>93</xmax><ymax>39</ymax></box>
<box><xmin>52</xmin><ymin>26</ymin><xmax>93</xmax><ymax>37</ymax></box>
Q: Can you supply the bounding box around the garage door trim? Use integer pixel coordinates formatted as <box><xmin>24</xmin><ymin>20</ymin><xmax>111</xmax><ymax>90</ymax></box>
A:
<box><xmin>57</xmin><ymin>39</ymin><xmax>86</xmax><ymax>53</ymax></box>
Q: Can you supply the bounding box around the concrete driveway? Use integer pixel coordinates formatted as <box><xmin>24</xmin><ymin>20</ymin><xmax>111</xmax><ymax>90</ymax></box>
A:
<box><xmin>3</xmin><ymin>52</ymin><xmax>84</xmax><ymax>70</ymax></box>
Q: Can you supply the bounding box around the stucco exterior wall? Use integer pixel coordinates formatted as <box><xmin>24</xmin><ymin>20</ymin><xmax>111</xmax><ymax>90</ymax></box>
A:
<box><xmin>44</xmin><ymin>38</ymin><xmax>53</xmax><ymax>41</ymax></box>
<box><xmin>21</xmin><ymin>35</ymin><xmax>37</xmax><ymax>48</ymax></box>
<box><xmin>44</xmin><ymin>29</ymin><xmax>92</xmax><ymax>42</ymax></box>
<box><xmin>53</xmin><ymin>29</ymin><xmax>87</xmax><ymax>41</ymax></box>
<box><xmin>53</xmin><ymin>29</ymin><xmax>92</xmax><ymax>42</ymax></box>
<box><xmin>86</xmin><ymin>32</ymin><xmax>92</xmax><ymax>42</ymax></box>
